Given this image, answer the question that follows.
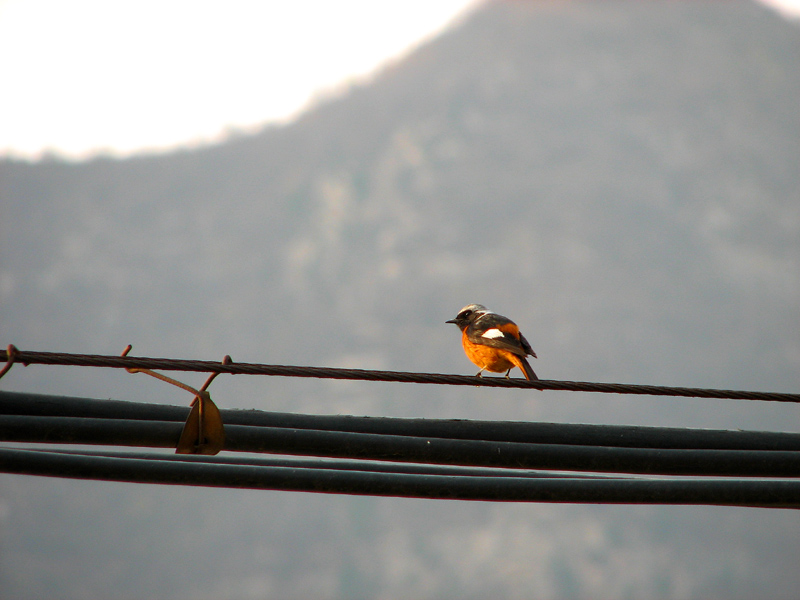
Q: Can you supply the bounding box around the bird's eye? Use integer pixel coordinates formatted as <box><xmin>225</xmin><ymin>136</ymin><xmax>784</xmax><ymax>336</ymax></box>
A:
<box><xmin>461</xmin><ymin>310</ymin><xmax>472</xmax><ymax>319</ymax></box>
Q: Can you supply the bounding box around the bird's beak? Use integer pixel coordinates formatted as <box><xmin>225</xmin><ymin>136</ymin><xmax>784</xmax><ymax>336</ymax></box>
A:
<box><xmin>445</xmin><ymin>319</ymin><xmax>457</xmax><ymax>324</ymax></box>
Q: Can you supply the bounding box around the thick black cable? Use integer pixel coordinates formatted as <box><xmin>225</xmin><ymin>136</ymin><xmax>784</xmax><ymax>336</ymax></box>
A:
<box><xmin>3</xmin><ymin>391</ymin><xmax>800</xmax><ymax>451</ymax></box>
<box><xmin>3</xmin><ymin>349</ymin><xmax>798</xmax><ymax>402</ymax></box>
<box><xmin>2</xmin><ymin>414</ymin><xmax>799</xmax><ymax>477</ymax></box>
<box><xmin>21</xmin><ymin>448</ymin><xmax>617</xmax><ymax>479</ymax></box>
<box><xmin>0</xmin><ymin>447</ymin><xmax>797</xmax><ymax>507</ymax></box>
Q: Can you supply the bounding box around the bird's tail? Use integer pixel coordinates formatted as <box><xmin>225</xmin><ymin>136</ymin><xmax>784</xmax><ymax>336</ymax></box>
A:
<box><xmin>512</xmin><ymin>355</ymin><xmax>538</xmax><ymax>381</ymax></box>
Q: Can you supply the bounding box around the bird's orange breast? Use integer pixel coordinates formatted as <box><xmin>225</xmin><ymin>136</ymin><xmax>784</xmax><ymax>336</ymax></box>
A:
<box><xmin>461</xmin><ymin>330</ymin><xmax>516</xmax><ymax>373</ymax></box>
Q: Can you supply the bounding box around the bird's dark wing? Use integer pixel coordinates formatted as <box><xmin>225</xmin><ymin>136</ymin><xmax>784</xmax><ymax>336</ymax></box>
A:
<box><xmin>518</xmin><ymin>332</ymin><xmax>537</xmax><ymax>359</ymax></box>
<box><xmin>466</xmin><ymin>314</ymin><xmax>530</xmax><ymax>357</ymax></box>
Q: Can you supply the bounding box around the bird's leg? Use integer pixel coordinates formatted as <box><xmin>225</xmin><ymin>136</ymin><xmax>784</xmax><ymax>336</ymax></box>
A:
<box><xmin>505</xmin><ymin>369</ymin><xmax>512</xmax><ymax>378</ymax></box>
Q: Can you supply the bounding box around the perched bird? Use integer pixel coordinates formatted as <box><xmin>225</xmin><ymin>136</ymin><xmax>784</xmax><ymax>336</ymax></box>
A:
<box><xmin>446</xmin><ymin>304</ymin><xmax>538</xmax><ymax>380</ymax></box>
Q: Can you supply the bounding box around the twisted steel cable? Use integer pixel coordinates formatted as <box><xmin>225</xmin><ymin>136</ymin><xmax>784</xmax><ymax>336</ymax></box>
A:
<box><xmin>2</xmin><ymin>348</ymin><xmax>798</xmax><ymax>402</ymax></box>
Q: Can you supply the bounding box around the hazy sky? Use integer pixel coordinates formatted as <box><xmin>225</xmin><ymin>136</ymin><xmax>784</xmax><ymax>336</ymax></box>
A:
<box><xmin>0</xmin><ymin>0</ymin><xmax>796</xmax><ymax>160</ymax></box>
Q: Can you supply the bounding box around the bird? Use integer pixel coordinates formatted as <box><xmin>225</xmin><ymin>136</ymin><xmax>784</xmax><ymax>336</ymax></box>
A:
<box><xmin>446</xmin><ymin>303</ymin><xmax>538</xmax><ymax>380</ymax></box>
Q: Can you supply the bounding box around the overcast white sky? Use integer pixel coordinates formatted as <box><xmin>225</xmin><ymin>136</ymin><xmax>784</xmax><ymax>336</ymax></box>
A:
<box><xmin>0</xmin><ymin>0</ymin><xmax>796</xmax><ymax>160</ymax></box>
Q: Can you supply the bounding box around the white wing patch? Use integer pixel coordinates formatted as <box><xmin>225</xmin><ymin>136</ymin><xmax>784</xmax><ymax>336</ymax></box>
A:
<box><xmin>481</xmin><ymin>328</ymin><xmax>506</xmax><ymax>340</ymax></box>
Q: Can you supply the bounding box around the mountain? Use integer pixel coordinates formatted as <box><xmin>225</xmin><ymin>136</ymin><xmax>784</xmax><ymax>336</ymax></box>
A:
<box><xmin>1</xmin><ymin>1</ymin><xmax>799</xmax><ymax>598</ymax></box>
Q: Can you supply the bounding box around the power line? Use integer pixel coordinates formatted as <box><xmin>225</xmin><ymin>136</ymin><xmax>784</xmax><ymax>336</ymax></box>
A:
<box><xmin>23</xmin><ymin>448</ymin><xmax>617</xmax><ymax>480</ymax></box>
<box><xmin>1</xmin><ymin>357</ymin><xmax>798</xmax><ymax>506</ymax></box>
<box><xmin>1</xmin><ymin>447</ymin><xmax>797</xmax><ymax>508</ymax></box>
<box><xmin>7</xmin><ymin>410</ymin><xmax>800</xmax><ymax>477</ymax></box>
<box><xmin>2</xmin><ymin>348</ymin><xmax>799</xmax><ymax>402</ymax></box>
<box><xmin>4</xmin><ymin>391</ymin><xmax>800</xmax><ymax>451</ymax></box>
<box><xmin>3</xmin><ymin>413</ymin><xmax>799</xmax><ymax>477</ymax></box>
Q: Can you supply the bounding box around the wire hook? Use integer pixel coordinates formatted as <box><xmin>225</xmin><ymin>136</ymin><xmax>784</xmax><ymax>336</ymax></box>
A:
<box><xmin>199</xmin><ymin>354</ymin><xmax>232</xmax><ymax>393</ymax></box>
<box><xmin>121</xmin><ymin>345</ymin><xmax>227</xmax><ymax>455</ymax></box>
<box><xmin>0</xmin><ymin>344</ymin><xmax>19</xmax><ymax>380</ymax></box>
<box><xmin>120</xmin><ymin>345</ymin><xmax>201</xmax><ymax>395</ymax></box>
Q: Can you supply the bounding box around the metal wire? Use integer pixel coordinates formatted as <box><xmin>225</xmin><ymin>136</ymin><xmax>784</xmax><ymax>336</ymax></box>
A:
<box><xmin>3</xmin><ymin>348</ymin><xmax>799</xmax><ymax>402</ymax></box>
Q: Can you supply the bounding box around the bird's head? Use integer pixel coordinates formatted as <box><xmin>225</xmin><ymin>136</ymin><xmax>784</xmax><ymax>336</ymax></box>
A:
<box><xmin>446</xmin><ymin>304</ymin><xmax>491</xmax><ymax>331</ymax></box>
